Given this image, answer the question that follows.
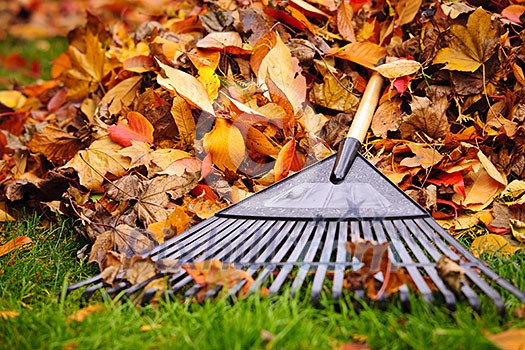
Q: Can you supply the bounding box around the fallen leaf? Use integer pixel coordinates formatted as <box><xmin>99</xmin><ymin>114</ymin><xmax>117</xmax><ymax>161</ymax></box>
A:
<box><xmin>0</xmin><ymin>236</ymin><xmax>32</xmax><ymax>258</ymax></box>
<box><xmin>203</xmin><ymin>118</ymin><xmax>246</xmax><ymax>172</ymax></box>
<box><xmin>0</xmin><ymin>310</ymin><xmax>20</xmax><ymax>319</ymax></box>
<box><xmin>170</xmin><ymin>93</ymin><xmax>196</xmax><ymax>147</ymax></box>
<box><xmin>63</xmin><ymin>137</ymin><xmax>130</xmax><ymax>192</ymax></box>
<box><xmin>140</xmin><ymin>324</ymin><xmax>163</xmax><ymax>332</ymax></box>
<box><xmin>327</xmin><ymin>41</ymin><xmax>387</xmax><ymax>69</ymax></box>
<box><xmin>371</xmin><ymin>98</ymin><xmax>403</xmax><ymax>138</ymax></box>
<box><xmin>374</xmin><ymin>59</ymin><xmax>422</xmax><ymax>79</ymax></box>
<box><xmin>502</xmin><ymin>5</ymin><xmax>525</xmax><ymax>24</ymax></box>
<box><xmin>66</xmin><ymin>304</ymin><xmax>105</xmax><ymax>323</ymax></box>
<box><xmin>433</xmin><ymin>8</ymin><xmax>500</xmax><ymax>72</ymax></box>
<box><xmin>486</xmin><ymin>329</ymin><xmax>525</xmax><ymax>350</ymax></box>
<box><xmin>400</xmin><ymin>142</ymin><xmax>443</xmax><ymax>169</ymax></box>
<box><xmin>471</xmin><ymin>234</ymin><xmax>521</xmax><ymax>258</ymax></box>
<box><xmin>509</xmin><ymin>219</ymin><xmax>525</xmax><ymax>242</ymax></box>
<box><xmin>274</xmin><ymin>139</ymin><xmax>305</xmax><ymax>181</ymax></box>
<box><xmin>501</xmin><ymin>180</ymin><xmax>525</xmax><ymax>199</ymax></box>
<box><xmin>101</xmin><ymin>76</ymin><xmax>142</xmax><ymax>116</ymax></box>
<box><xmin>436</xmin><ymin>256</ymin><xmax>465</xmax><ymax>292</ymax></box>
<box><xmin>337</xmin><ymin>2</ymin><xmax>356</xmax><ymax>42</ymax></box>
<box><xmin>28</xmin><ymin>125</ymin><xmax>83</xmax><ymax>162</ymax></box>
<box><xmin>394</xmin><ymin>0</ymin><xmax>422</xmax><ymax>27</ymax></box>
<box><xmin>108</xmin><ymin>111</ymin><xmax>155</xmax><ymax>148</ymax></box>
<box><xmin>478</xmin><ymin>150</ymin><xmax>507</xmax><ymax>186</ymax></box>
<box><xmin>197</xmin><ymin>32</ymin><xmax>252</xmax><ymax>54</ymax></box>
<box><xmin>156</xmin><ymin>59</ymin><xmax>215</xmax><ymax>115</ymax></box>
<box><xmin>0</xmin><ymin>90</ymin><xmax>27</xmax><ymax>110</ymax></box>
<box><xmin>399</xmin><ymin>94</ymin><xmax>450</xmax><ymax>140</ymax></box>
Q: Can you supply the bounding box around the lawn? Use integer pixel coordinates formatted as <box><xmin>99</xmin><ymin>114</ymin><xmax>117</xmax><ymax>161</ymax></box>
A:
<box><xmin>0</xmin><ymin>214</ymin><xmax>524</xmax><ymax>349</ymax></box>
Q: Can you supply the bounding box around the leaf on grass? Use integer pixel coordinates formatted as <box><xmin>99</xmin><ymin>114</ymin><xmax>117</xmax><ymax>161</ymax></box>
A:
<box><xmin>156</xmin><ymin>59</ymin><xmax>215</xmax><ymax>115</ymax></box>
<box><xmin>326</xmin><ymin>41</ymin><xmax>386</xmax><ymax>69</ymax></box>
<box><xmin>203</xmin><ymin>118</ymin><xmax>246</xmax><ymax>172</ymax></box>
<box><xmin>108</xmin><ymin>111</ymin><xmax>155</xmax><ymax>148</ymax></box>
<box><xmin>0</xmin><ymin>236</ymin><xmax>32</xmax><ymax>258</ymax></box>
<box><xmin>0</xmin><ymin>310</ymin><xmax>20</xmax><ymax>319</ymax></box>
<box><xmin>501</xmin><ymin>180</ymin><xmax>525</xmax><ymax>199</ymax></box>
<box><xmin>509</xmin><ymin>219</ymin><xmax>525</xmax><ymax>242</ymax></box>
<box><xmin>66</xmin><ymin>304</ymin><xmax>105</xmax><ymax>324</ymax></box>
<box><xmin>63</xmin><ymin>137</ymin><xmax>130</xmax><ymax>192</ymax></box>
<box><xmin>486</xmin><ymin>329</ymin><xmax>525</xmax><ymax>350</ymax></box>
<box><xmin>471</xmin><ymin>234</ymin><xmax>521</xmax><ymax>258</ymax></box>
<box><xmin>433</xmin><ymin>8</ymin><xmax>500</xmax><ymax>72</ymax></box>
<box><xmin>436</xmin><ymin>256</ymin><xmax>465</xmax><ymax>292</ymax></box>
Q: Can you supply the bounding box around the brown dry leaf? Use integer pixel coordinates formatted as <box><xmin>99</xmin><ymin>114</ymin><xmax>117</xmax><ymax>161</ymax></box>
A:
<box><xmin>101</xmin><ymin>76</ymin><xmax>142</xmax><ymax>116</ymax></box>
<box><xmin>258</xmin><ymin>35</ymin><xmax>306</xmax><ymax>115</ymax></box>
<box><xmin>63</xmin><ymin>137</ymin><xmax>130</xmax><ymax>192</ymax></box>
<box><xmin>485</xmin><ymin>329</ymin><xmax>525</xmax><ymax>350</ymax></box>
<box><xmin>150</xmin><ymin>149</ymin><xmax>193</xmax><ymax>173</ymax></box>
<box><xmin>188</xmin><ymin>197</ymin><xmax>227</xmax><ymax>219</ymax></box>
<box><xmin>509</xmin><ymin>219</ymin><xmax>525</xmax><ymax>242</ymax></box>
<box><xmin>400</xmin><ymin>142</ymin><xmax>443</xmax><ymax>169</ymax></box>
<box><xmin>471</xmin><ymin>234</ymin><xmax>521</xmax><ymax>258</ymax></box>
<box><xmin>274</xmin><ymin>139</ymin><xmax>305</xmax><ymax>181</ymax></box>
<box><xmin>0</xmin><ymin>310</ymin><xmax>20</xmax><ymax>320</ymax></box>
<box><xmin>118</xmin><ymin>141</ymin><xmax>153</xmax><ymax>169</ymax></box>
<box><xmin>395</xmin><ymin>0</ymin><xmax>422</xmax><ymax>27</ymax></box>
<box><xmin>433</xmin><ymin>8</ymin><xmax>500</xmax><ymax>72</ymax></box>
<box><xmin>374</xmin><ymin>59</ymin><xmax>422</xmax><ymax>79</ymax></box>
<box><xmin>28</xmin><ymin>125</ymin><xmax>83</xmax><ymax>163</ymax></box>
<box><xmin>123</xmin><ymin>256</ymin><xmax>157</xmax><ymax>285</ymax></box>
<box><xmin>66</xmin><ymin>305</ymin><xmax>105</xmax><ymax>324</ymax></box>
<box><xmin>245</xmin><ymin>127</ymin><xmax>281</xmax><ymax>159</ymax></box>
<box><xmin>182</xmin><ymin>259</ymin><xmax>256</xmax><ymax>301</ymax></box>
<box><xmin>436</xmin><ymin>256</ymin><xmax>465</xmax><ymax>292</ymax></box>
<box><xmin>171</xmin><ymin>93</ymin><xmax>196</xmax><ymax>148</ymax></box>
<box><xmin>0</xmin><ymin>236</ymin><xmax>32</xmax><ymax>258</ymax></box>
<box><xmin>203</xmin><ymin>118</ymin><xmax>246</xmax><ymax>172</ymax></box>
<box><xmin>371</xmin><ymin>98</ymin><xmax>403</xmax><ymax>138</ymax></box>
<box><xmin>326</xmin><ymin>42</ymin><xmax>386</xmax><ymax>69</ymax></box>
<box><xmin>337</xmin><ymin>2</ymin><xmax>356</xmax><ymax>42</ymax></box>
<box><xmin>156</xmin><ymin>59</ymin><xmax>215</xmax><ymax>115</ymax></box>
<box><xmin>399</xmin><ymin>95</ymin><xmax>450</xmax><ymax>140</ymax></box>
<box><xmin>478</xmin><ymin>150</ymin><xmax>507</xmax><ymax>186</ymax></box>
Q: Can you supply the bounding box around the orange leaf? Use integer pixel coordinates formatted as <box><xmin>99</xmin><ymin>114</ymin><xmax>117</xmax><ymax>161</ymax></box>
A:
<box><xmin>326</xmin><ymin>41</ymin><xmax>386</xmax><ymax>69</ymax></box>
<box><xmin>66</xmin><ymin>305</ymin><xmax>105</xmax><ymax>324</ymax></box>
<box><xmin>486</xmin><ymin>329</ymin><xmax>525</xmax><ymax>350</ymax></box>
<box><xmin>263</xmin><ymin>7</ymin><xmax>315</xmax><ymax>33</ymax></box>
<box><xmin>395</xmin><ymin>0</ymin><xmax>422</xmax><ymax>26</ymax></box>
<box><xmin>123</xmin><ymin>55</ymin><xmax>156</xmax><ymax>73</ymax></box>
<box><xmin>502</xmin><ymin>5</ymin><xmax>525</xmax><ymax>24</ymax></box>
<box><xmin>274</xmin><ymin>139</ymin><xmax>305</xmax><ymax>181</ymax></box>
<box><xmin>337</xmin><ymin>1</ymin><xmax>356</xmax><ymax>42</ymax></box>
<box><xmin>108</xmin><ymin>111</ymin><xmax>154</xmax><ymax>147</ymax></box>
<box><xmin>203</xmin><ymin>118</ymin><xmax>246</xmax><ymax>172</ymax></box>
<box><xmin>0</xmin><ymin>236</ymin><xmax>33</xmax><ymax>258</ymax></box>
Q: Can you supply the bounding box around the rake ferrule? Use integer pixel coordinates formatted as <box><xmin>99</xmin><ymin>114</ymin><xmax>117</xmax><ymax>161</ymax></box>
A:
<box><xmin>330</xmin><ymin>137</ymin><xmax>361</xmax><ymax>184</ymax></box>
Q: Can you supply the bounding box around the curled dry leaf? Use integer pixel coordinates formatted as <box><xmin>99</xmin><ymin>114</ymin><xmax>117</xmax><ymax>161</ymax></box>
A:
<box><xmin>399</xmin><ymin>95</ymin><xmax>450</xmax><ymax>140</ymax></box>
<box><xmin>374</xmin><ymin>59</ymin><xmax>422</xmax><ymax>79</ymax></box>
<box><xmin>28</xmin><ymin>125</ymin><xmax>83</xmax><ymax>163</ymax></box>
<box><xmin>436</xmin><ymin>255</ymin><xmax>465</xmax><ymax>292</ymax></box>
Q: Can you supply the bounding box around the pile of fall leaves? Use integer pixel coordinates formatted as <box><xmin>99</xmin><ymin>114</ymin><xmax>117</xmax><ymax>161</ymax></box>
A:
<box><xmin>1</xmin><ymin>0</ymin><xmax>525</xmax><ymax>300</ymax></box>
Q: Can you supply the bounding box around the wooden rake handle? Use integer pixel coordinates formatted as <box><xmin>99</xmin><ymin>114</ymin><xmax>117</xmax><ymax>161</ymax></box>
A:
<box><xmin>330</xmin><ymin>72</ymin><xmax>384</xmax><ymax>184</ymax></box>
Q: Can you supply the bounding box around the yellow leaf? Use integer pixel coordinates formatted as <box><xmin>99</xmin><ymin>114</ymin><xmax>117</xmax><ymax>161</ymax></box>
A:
<box><xmin>203</xmin><ymin>118</ymin><xmax>246</xmax><ymax>172</ymax></box>
<box><xmin>119</xmin><ymin>141</ymin><xmax>153</xmax><ymax>169</ymax></box>
<box><xmin>66</xmin><ymin>305</ymin><xmax>105</xmax><ymax>324</ymax></box>
<box><xmin>0</xmin><ymin>205</ymin><xmax>15</xmax><ymax>222</ymax></box>
<box><xmin>327</xmin><ymin>41</ymin><xmax>386</xmax><ymax>69</ymax></box>
<box><xmin>150</xmin><ymin>149</ymin><xmax>192</xmax><ymax>172</ymax></box>
<box><xmin>257</xmin><ymin>35</ymin><xmax>307</xmax><ymax>115</ymax></box>
<box><xmin>140</xmin><ymin>324</ymin><xmax>163</xmax><ymax>332</ymax></box>
<box><xmin>101</xmin><ymin>76</ymin><xmax>142</xmax><ymax>116</ymax></box>
<box><xmin>502</xmin><ymin>180</ymin><xmax>525</xmax><ymax>198</ymax></box>
<box><xmin>471</xmin><ymin>234</ymin><xmax>521</xmax><ymax>257</ymax></box>
<box><xmin>156</xmin><ymin>59</ymin><xmax>215</xmax><ymax>115</ymax></box>
<box><xmin>399</xmin><ymin>142</ymin><xmax>443</xmax><ymax>169</ymax></box>
<box><xmin>63</xmin><ymin>137</ymin><xmax>130</xmax><ymax>192</ymax></box>
<box><xmin>486</xmin><ymin>329</ymin><xmax>525</xmax><ymax>350</ymax></box>
<box><xmin>433</xmin><ymin>8</ymin><xmax>500</xmax><ymax>72</ymax></box>
<box><xmin>454</xmin><ymin>168</ymin><xmax>503</xmax><ymax>211</ymax></box>
<box><xmin>509</xmin><ymin>219</ymin><xmax>525</xmax><ymax>242</ymax></box>
<box><xmin>0</xmin><ymin>91</ymin><xmax>27</xmax><ymax>110</ymax></box>
<box><xmin>171</xmin><ymin>94</ymin><xmax>196</xmax><ymax>147</ymax></box>
<box><xmin>0</xmin><ymin>310</ymin><xmax>20</xmax><ymax>319</ymax></box>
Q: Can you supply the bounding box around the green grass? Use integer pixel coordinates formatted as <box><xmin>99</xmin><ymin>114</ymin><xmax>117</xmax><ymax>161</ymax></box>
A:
<box><xmin>0</xmin><ymin>214</ymin><xmax>524</xmax><ymax>350</ymax></box>
<box><xmin>0</xmin><ymin>36</ymin><xmax>67</xmax><ymax>89</ymax></box>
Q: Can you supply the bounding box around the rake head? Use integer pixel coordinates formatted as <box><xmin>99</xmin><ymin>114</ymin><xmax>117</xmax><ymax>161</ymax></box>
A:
<box><xmin>68</xmin><ymin>154</ymin><xmax>525</xmax><ymax>314</ymax></box>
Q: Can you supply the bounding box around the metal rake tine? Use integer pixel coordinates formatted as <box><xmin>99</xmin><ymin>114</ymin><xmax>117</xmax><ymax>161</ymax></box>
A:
<box><xmin>311</xmin><ymin>221</ymin><xmax>338</xmax><ymax>300</ymax></box>
<box><xmin>463</xmin><ymin>267</ymin><xmax>505</xmax><ymax>314</ymax></box>
<box><xmin>82</xmin><ymin>282</ymin><xmax>106</xmax><ymax>301</ymax></box>
<box><xmin>332</xmin><ymin>221</ymin><xmax>348</xmax><ymax>300</ymax></box>
<box><xmin>67</xmin><ymin>274</ymin><xmax>103</xmax><ymax>294</ymax></box>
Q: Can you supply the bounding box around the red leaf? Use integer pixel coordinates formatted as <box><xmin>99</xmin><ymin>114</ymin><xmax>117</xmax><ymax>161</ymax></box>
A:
<box><xmin>108</xmin><ymin>111</ymin><xmax>154</xmax><ymax>147</ymax></box>
<box><xmin>427</xmin><ymin>171</ymin><xmax>466</xmax><ymax>199</ymax></box>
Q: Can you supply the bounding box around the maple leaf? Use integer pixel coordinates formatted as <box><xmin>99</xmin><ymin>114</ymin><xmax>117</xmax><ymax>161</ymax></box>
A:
<box><xmin>433</xmin><ymin>8</ymin><xmax>500</xmax><ymax>72</ymax></box>
<box><xmin>63</xmin><ymin>137</ymin><xmax>130</xmax><ymax>192</ymax></box>
<box><xmin>108</xmin><ymin>111</ymin><xmax>155</xmax><ymax>147</ymax></box>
